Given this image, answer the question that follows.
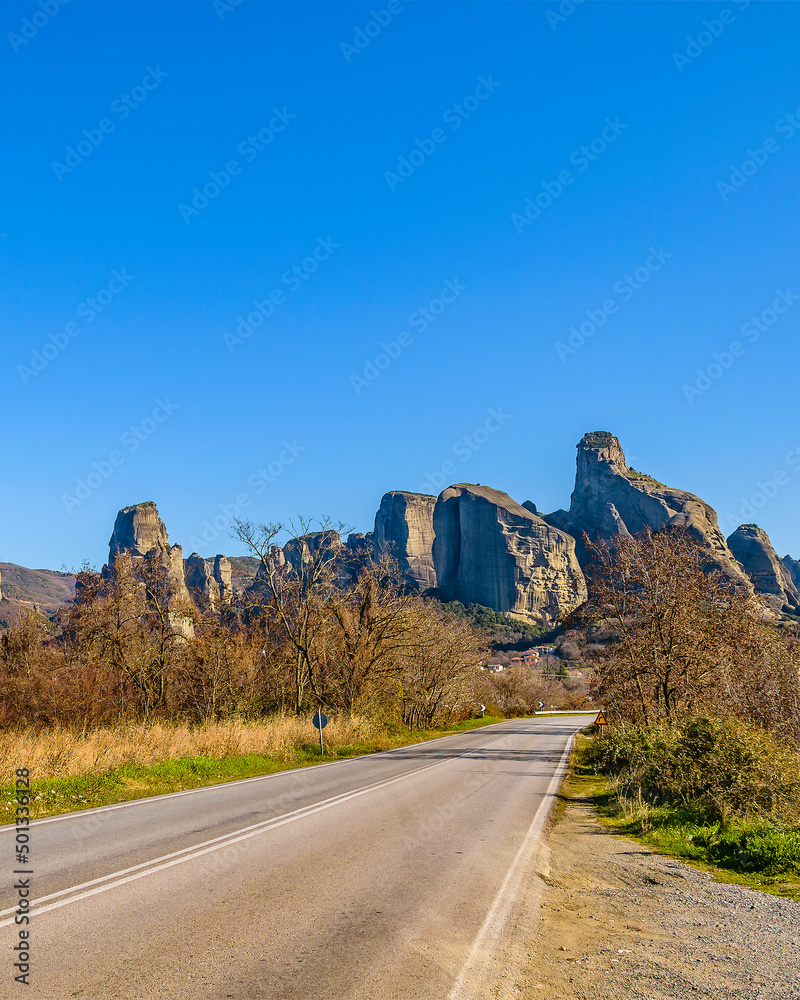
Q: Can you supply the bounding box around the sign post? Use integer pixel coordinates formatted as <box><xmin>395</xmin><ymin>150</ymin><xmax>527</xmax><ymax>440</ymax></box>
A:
<box><xmin>595</xmin><ymin>710</ymin><xmax>608</xmax><ymax>735</ymax></box>
<box><xmin>312</xmin><ymin>710</ymin><xmax>328</xmax><ymax>755</ymax></box>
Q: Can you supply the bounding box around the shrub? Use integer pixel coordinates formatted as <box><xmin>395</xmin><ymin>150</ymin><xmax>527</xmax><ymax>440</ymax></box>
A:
<box><xmin>585</xmin><ymin>715</ymin><xmax>800</xmax><ymax>824</ymax></box>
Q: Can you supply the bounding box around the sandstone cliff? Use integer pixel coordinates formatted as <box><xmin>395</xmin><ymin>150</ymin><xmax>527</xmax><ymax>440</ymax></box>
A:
<box><xmin>106</xmin><ymin>501</ymin><xmax>191</xmax><ymax>606</ymax></box>
<box><xmin>432</xmin><ymin>483</ymin><xmax>586</xmax><ymax>625</ymax></box>
<box><xmin>184</xmin><ymin>553</ymin><xmax>234</xmax><ymax>607</ymax></box>
<box><xmin>783</xmin><ymin>554</ymin><xmax>800</xmax><ymax>593</ymax></box>
<box><xmin>545</xmin><ymin>432</ymin><xmax>747</xmax><ymax>584</ymax></box>
<box><xmin>214</xmin><ymin>555</ymin><xmax>233</xmax><ymax>600</ymax></box>
<box><xmin>727</xmin><ymin>525</ymin><xmax>800</xmax><ymax>614</ymax></box>
<box><xmin>373</xmin><ymin>491</ymin><xmax>437</xmax><ymax>591</ymax></box>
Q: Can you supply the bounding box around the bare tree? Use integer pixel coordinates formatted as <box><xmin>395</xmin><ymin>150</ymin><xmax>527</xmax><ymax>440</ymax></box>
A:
<box><xmin>233</xmin><ymin>516</ymin><xmax>349</xmax><ymax>713</ymax></box>
<box><xmin>399</xmin><ymin>603</ymin><xmax>487</xmax><ymax>730</ymax></box>
<box><xmin>580</xmin><ymin>527</ymin><xmax>777</xmax><ymax>724</ymax></box>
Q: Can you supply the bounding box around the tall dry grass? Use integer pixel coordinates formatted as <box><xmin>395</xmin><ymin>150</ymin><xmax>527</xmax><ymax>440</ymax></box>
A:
<box><xmin>0</xmin><ymin>715</ymin><xmax>389</xmax><ymax>783</ymax></box>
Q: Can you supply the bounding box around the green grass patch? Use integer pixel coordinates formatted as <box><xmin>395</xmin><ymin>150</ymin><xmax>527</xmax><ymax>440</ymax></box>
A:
<box><xmin>0</xmin><ymin>716</ymin><xmax>508</xmax><ymax>823</ymax></box>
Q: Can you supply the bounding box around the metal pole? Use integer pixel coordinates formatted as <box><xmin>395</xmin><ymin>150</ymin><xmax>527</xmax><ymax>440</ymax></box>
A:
<box><xmin>318</xmin><ymin>706</ymin><xmax>324</xmax><ymax>755</ymax></box>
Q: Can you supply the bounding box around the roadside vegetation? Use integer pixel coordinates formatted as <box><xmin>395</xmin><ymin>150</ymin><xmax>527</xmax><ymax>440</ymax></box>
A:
<box><xmin>0</xmin><ymin>515</ymin><xmax>585</xmax><ymax>815</ymax></box>
<box><xmin>0</xmin><ymin>713</ymin><xmax>505</xmax><ymax>823</ymax></box>
<box><xmin>574</xmin><ymin>526</ymin><xmax>800</xmax><ymax>888</ymax></box>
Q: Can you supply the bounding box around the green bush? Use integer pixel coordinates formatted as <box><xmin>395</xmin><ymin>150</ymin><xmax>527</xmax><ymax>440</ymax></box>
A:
<box><xmin>585</xmin><ymin>715</ymin><xmax>800</xmax><ymax>823</ymax></box>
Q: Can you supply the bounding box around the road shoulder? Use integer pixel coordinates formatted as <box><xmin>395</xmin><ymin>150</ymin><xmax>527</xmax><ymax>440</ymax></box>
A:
<box><xmin>518</xmin><ymin>784</ymin><xmax>800</xmax><ymax>1000</ymax></box>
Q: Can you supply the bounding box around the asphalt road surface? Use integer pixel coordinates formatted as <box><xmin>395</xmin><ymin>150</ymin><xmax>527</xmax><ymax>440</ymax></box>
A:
<box><xmin>0</xmin><ymin>714</ymin><xmax>595</xmax><ymax>999</ymax></box>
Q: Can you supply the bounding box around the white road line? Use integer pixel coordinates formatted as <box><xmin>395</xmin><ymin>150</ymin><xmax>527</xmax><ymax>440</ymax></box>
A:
<box><xmin>446</xmin><ymin>732</ymin><xmax>576</xmax><ymax>1000</ymax></box>
<box><xmin>0</xmin><ymin>720</ymin><xmax>521</xmax><ymax>831</ymax></box>
<box><xmin>0</xmin><ymin>732</ymin><xmax>513</xmax><ymax>928</ymax></box>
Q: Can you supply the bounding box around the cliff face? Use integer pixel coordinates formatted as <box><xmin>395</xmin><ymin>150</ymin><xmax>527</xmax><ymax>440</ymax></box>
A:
<box><xmin>107</xmin><ymin>501</ymin><xmax>191</xmax><ymax>605</ymax></box>
<box><xmin>545</xmin><ymin>432</ymin><xmax>747</xmax><ymax>584</ymax></box>
<box><xmin>432</xmin><ymin>483</ymin><xmax>586</xmax><ymax>625</ymax></box>
<box><xmin>783</xmin><ymin>554</ymin><xmax>800</xmax><ymax>593</ymax></box>
<box><xmin>373</xmin><ymin>491</ymin><xmax>437</xmax><ymax>591</ymax></box>
<box><xmin>184</xmin><ymin>553</ymin><xmax>233</xmax><ymax>607</ymax></box>
<box><xmin>728</xmin><ymin>525</ymin><xmax>800</xmax><ymax>613</ymax></box>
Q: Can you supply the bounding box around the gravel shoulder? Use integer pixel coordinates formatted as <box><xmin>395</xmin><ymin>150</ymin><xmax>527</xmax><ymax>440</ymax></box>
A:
<box><xmin>519</xmin><ymin>787</ymin><xmax>800</xmax><ymax>999</ymax></box>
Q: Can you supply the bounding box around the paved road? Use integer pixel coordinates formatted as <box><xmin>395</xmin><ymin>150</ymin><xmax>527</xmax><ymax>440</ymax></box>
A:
<box><xmin>0</xmin><ymin>714</ymin><xmax>594</xmax><ymax>999</ymax></box>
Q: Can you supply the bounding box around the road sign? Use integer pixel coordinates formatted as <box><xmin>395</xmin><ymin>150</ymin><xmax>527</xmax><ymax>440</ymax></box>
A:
<box><xmin>538</xmin><ymin>701</ymin><xmax>545</xmax><ymax>711</ymax></box>
<box><xmin>595</xmin><ymin>711</ymin><xmax>607</xmax><ymax>726</ymax></box>
<box><xmin>312</xmin><ymin>711</ymin><xmax>327</xmax><ymax>755</ymax></box>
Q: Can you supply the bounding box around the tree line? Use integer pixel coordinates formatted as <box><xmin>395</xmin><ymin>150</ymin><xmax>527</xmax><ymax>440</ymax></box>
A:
<box><xmin>577</xmin><ymin>527</ymin><xmax>800</xmax><ymax>740</ymax></box>
<box><xmin>1</xmin><ymin>517</ymin><xmax>563</xmax><ymax>731</ymax></box>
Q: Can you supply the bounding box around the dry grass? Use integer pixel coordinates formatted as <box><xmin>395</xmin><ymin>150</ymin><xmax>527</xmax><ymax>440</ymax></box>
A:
<box><xmin>0</xmin><ymin>714</ymin><xmax>390</xmax><ymax>783</ymax></box>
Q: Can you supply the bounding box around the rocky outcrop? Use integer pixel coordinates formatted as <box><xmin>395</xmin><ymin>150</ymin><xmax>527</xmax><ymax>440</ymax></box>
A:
<box><xmin>106</xmin><ymin>501</ymin><xmax>191</xmax><ymax>606</ymax></box>
<box><xmin>283</xmin><ymin>530</ymin><xmax>343</xmax><ymax>573</ymax></box>
<box><xmin>184</xmin><ymin>553</ymin><xmax>234</xmax><ymax>607</ymax></box>
<box><xmin>214</xmin><ymin>555</ymin><xmax>233</xmax><ymax>601</ymax></box>
<box><xmin>727</xmin><ymin>525</ymin><xmax>800</xmax><ymax>614</ymax></box>
<box><xmin>373</xmin><ymin>491</ymin><xmax>437</xmax><ymax>591</ymax></box>
<box><xmin>432</xmin><ymin>484</ymin><xmax>586</xmax><ymax>625</ymax></box>
<box><xmin>185</xmin><ymin>553</ymin><xmax>220</xmax><ymax>606</ymax></box>
<box><xmin>545</xmin><ymin>432</ymin><xmax>748</xmax><ymax>584</ymax></box>
<box><xmin>783</xmin><ymin>554</ymin><xmax>800</xmax><ymax>593</ymax></box>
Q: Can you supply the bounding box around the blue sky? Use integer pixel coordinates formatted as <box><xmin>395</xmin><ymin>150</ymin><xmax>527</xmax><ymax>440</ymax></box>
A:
<box><xmin>3</xmin><ymin>0</ymin><xmax>800</xmax><ymax>570</ymax></box>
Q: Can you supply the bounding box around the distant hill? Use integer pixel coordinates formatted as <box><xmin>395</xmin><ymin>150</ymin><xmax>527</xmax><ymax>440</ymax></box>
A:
<box><xmin>0</xmin><ymin>562</ymin><xmax>77</xmax><ymax>626</ymax></box>
<box><xmin>0</xmin><ymin>556</ymin><xmax>261</xmax><ymax>630</ymax></box>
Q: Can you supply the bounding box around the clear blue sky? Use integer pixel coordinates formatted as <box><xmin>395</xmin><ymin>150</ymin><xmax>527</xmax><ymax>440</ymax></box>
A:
<box><xmin>3</xmin><ymin>0</ymin><xmax>800</xmax><ymax>571</ymax></box>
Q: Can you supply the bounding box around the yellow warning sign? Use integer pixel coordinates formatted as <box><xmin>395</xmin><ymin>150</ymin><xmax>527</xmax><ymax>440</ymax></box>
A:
<box><xmin>595</xmin><ymin>711</ymin><xmax>608</xmax><ymax>726</ymax></box>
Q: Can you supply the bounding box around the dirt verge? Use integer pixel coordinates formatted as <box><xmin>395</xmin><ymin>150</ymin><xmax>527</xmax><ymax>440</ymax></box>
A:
<box><xmin>519</xmin><ymin>788</ymin><xmax>800</xmax><ymax>999</ymax></box>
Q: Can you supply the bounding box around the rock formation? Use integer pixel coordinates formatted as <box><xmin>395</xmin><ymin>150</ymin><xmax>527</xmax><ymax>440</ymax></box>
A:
<box><xmin>185</xmin><ymin>553</ymin><xmax>220</xmax><ymax>606</ymax></box>
<box><xmin>545</xmin><ymin>431</ymin><xmax>748</xmax><ymax>584</ymax></box>
<box><xmin>214</xmin><ymin>555</ymin><xmax>233</xmax><ymax>600</ymax></box>
<box><xmin>727</xmin><ymin>525</ymin><xmax>800</xmax><ymax>614</ymax></box>
<box><xmin>106</xmin><ymin>501</ymin><xmax>191</xmax><ymax>606</ymax></box>
<box><xmin>783</xmin><ymin>554</ymin><xmax>800</xmax><ymax>593</ymax></box>
<box><xmin>283</xmin><ymin>530</ymin><xmax>343</xmax><ymax>573</ymax></box>
<box><xmin>432</xmin><ymin>483</ymin><xmax>586</xmax><ymax>625</ymax></box>
<box><xmin>373</xmin><ymin>491</ymin><xmax>437</xmax><ymax>591</ymax></box>
<box><xmin>184</xmin><ymin>553</ymin><xmax>233</xmax><ymax>607</ymax></box>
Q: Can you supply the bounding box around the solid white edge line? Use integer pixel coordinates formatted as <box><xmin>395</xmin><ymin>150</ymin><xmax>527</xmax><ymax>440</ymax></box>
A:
<box><xmin>0</xmin><ymin>732</ymin><xmax>515</xmax><ymax>927</ymax></box>
<box><xmin>446</xmin><ymin>730</ymin><xmax>577</xmax><ymax>1000</ymax></box>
